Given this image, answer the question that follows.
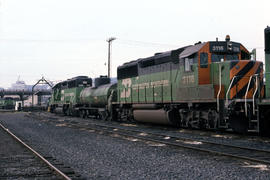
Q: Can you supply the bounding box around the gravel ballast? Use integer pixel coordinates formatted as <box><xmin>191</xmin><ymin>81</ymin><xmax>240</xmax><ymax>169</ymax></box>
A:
<box><xmin>1</xmin><ymin>112</ymin><xmax>270</xmax><ymax>180</ymax></box>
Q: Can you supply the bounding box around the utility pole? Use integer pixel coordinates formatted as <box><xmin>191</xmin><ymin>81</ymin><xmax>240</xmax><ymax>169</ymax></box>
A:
<box><xmin>107</xmin><ymin>37</ymin><xmax>116</xmax><ymax>78</ymax></box>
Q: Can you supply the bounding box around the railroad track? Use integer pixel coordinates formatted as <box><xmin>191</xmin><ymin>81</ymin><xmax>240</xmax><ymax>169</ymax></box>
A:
<box><xmin>0</xmin><ymin>123</ymin><xmax>82</xmax><ymax>180</ymax></box>
<box><xmin>49</xmin><ymin>117</ymin><xmax>270</xmax><ymax>165</ymax></box>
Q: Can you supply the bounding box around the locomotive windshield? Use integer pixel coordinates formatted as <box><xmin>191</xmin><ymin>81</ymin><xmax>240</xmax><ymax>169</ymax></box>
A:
<box><xmin>211</xmin><ymin>54</ymin><xmax>239</xmax><ymax>62</ymax></box>
<box><xmin>226</xmin><ymin>54</ymin><xmax>239</xmax><ymax>60</ymax></box>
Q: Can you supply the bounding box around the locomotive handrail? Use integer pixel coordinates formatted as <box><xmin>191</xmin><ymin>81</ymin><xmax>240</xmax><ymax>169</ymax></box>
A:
<box><xmin>125</xmin><ymin>88</ymin><xmax>127</xmax><ymax>103</ymax></box>
<box><xmin>161</xmin><ymin>84</ymin><xmax>164</xmax><ymax>103</ymax></box>
<box><xmin>145</xmin><ymin>86</ymin><xmax>147</xmax><ymax>102</ymax></box>
<box><xmin>252</xmin><ymin>74</ymin><xmax>259</xmax><ymax>115</ymax></box>
<box><xmin>225</xmin><ymin>76</ymin><xmax>237</xmax><ymax>107</ymax></box>
<box><xmin>217</xmin><ymin>64</ymin><xmax>222</xmax><ymax>112</ymax></box>
<box><xmin>170</xmin><ymin>83</ymin><xmax>173</xmax><ymax>102</ymax></box>
<box><xmin>138</xmin><ymin>86</ymin><xmax>139</xmax><ymax>102</ymax></box>
<box><xmin>130</xmin><ymin>87</ymin><xmax>133</xmax><ymax>103</ymax></box>
<box><xmin>153</xmin><ymin>85</ymin><xmax>155</xmax><ymax>102</ymax></box>
<box><xmin>244</xmin><ymin>75</ymin><xmax>257</xmax><ymax>117</ymax></box>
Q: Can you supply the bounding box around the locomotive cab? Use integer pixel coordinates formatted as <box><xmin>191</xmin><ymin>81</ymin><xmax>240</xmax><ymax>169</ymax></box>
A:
<box><xmin>196</xmin><ymin>38</ymin><xmax>264</xmax><ymax>133</ymax></box>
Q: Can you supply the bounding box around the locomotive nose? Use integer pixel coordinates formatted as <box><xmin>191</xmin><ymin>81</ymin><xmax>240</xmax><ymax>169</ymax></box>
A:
<box><xmin>229</xmin><ymin>60</ymin><xmax>263</xmax><ymax>99</ymax></box>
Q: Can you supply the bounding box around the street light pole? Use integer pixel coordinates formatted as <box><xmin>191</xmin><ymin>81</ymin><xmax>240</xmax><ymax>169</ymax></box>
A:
<box><xmin>107</xmin><ymin>37</ymin><xmax>116</xmax><ymax>78</ymax></box>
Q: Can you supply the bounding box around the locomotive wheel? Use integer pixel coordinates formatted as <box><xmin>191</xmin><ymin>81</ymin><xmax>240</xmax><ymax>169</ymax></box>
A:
<box><xmin>79</xmin><ymin>110</ymin><xmax>86</xmax><ymax>118</ymax></box>
<box><xmin>69</xmin><ymin>109</ymin><xmax>73</xmax><ymax>116</ymax></box>
<box><xmin>66</xmin><ymin>109</ymin><xmax>70</xmax><ymax>116</ymax></box>
<box><xmin>229</xmin><ymin>111</ymin><xmax>248</xmax><ymax>134</ymax></box>
<box><xmin>49</xmin><ymin>106</ymin><xmax>54</xmax><ymax>113</ymax></box>
<box><xmin>79</xmin><ymin>110</ymin><xmax>83</xmax><ymax>118</ymax></box>
<box><xmin>168</xmin><ymin>108</ymin><xmax>181</xmax><ymax>127</ymax></box>
<box><xmin>63</xmin><ymin>109</ymin><xmax>67</xmax><ymax>116</ymax></box>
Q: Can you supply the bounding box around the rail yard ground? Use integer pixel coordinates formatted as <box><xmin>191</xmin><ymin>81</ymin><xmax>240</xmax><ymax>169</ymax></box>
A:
<box><xmin>0</xmin><ymin>123</ymin><xmax>64</xmax><ymax>179</ymax></box>
<box><xmin>1</xmin><ymin>112</ymin><xmax>270</xmax><ymax>179</ymax></box>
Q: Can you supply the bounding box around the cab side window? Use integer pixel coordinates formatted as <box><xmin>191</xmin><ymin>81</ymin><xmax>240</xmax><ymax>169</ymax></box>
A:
<box><xmin>200</xmin><ymin>53</ymin><xmax>208</xmax><ymax>68</ymax></box>
<box><xmin>184</xmin><ymin>58</ymin><xmax>191</xmax><ymax>72</ymax></box>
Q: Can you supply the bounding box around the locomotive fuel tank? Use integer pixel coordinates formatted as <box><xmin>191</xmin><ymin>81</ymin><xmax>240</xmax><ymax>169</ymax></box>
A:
<box><xmin>132</xmin><ymin>104</ymin><xmax>179</xmax><ymax>125</ymax></box>
<box><xmin>133</xmin><ymin>109</ymin><xmax>172</xmax><ymax>125</ymax></box>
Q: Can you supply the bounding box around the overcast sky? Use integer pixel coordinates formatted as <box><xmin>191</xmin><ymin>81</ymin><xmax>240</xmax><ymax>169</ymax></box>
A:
<box><xmin>0</xmin><ymin>0</ymin><xmax>269</xmax><ymax>88</ymax></box>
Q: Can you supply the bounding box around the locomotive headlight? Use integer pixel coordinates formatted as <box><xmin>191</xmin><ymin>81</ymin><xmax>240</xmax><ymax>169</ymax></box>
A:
<box><xmin>227</xmin><ymin>42</ymin><xmax>233</xmax><ymax>51</ymax></box>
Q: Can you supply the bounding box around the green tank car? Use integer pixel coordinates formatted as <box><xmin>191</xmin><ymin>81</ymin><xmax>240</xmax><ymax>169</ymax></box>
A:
<box><xmin>78</xmin><ymin>76</ymin><xmax>117</xmax><ymax>119</ymax></box>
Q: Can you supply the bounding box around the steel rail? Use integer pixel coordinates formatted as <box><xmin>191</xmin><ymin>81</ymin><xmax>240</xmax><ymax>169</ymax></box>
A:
<box><xmin>96</xmin><ymin>122</ymin><xmax>270</xmax><ymax>152</ymax></box>
<box><xmin>0</xmin><ymin>123</ymin><xmax>72</xmax><ymax>180</ymax></box>
<box><xmin>65</xmin><ymin>120</ymin><xmax>270</xmax><ymax>165</ymax></box>
<box><xmin>29</xmin><ymin>113</ymin><xmax>270</xmax><ymax>165</ymax></box>
<box><xmin>90</xmin><ymin>124</ymin><xmax>270</xmax><ymax>164</ymax></box>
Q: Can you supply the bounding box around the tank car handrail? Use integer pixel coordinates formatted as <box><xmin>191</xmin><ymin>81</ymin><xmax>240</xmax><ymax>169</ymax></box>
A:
<box><xmin>252</xmin><ymin>74</ymin><xmax>259</xmax><ymax>115</ymax></box>
<box><xmin>217</xmin><ymin>64</ymin><xmax>222</xmax><ymax>112</ymax></box>
<box><xmin>225</xmin><ymin>76</ymin><xmax>237</xmax><ymax>107</ymax></box>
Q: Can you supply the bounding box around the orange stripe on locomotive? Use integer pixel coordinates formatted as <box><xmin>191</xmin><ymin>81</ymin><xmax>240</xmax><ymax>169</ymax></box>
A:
<box><xmin>229</xmin><ymin>61</ymin><xmax>263</xmax><ymax>99</ymax></box>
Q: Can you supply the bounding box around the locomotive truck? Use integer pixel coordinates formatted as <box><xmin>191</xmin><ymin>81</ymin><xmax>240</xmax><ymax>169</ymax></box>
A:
<box><xmin>49</xmin><ymin>27</ymin><xmax>270</xmax><ymax>135</ymax></box>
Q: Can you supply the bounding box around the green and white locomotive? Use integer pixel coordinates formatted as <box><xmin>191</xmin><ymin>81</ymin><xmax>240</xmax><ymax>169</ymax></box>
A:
<box><xmin>0</xmin><ymin>97</ymin><xmax>16</xmax><ymax>109</ymax></box>
<box><xmin>49</xmin><ymin>76</ymin><xmax>92</xmax><ymax>115</ymax></box>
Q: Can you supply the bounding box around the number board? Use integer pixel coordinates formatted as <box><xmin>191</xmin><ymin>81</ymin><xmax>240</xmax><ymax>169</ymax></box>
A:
<box><xmin>209</xmin><ymin>42</ymin><xmax>240</xmax><ymax>53</ymax></box>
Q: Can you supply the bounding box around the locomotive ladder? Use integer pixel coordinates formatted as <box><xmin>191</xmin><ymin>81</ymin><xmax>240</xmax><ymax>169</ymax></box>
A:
<box><xmin>217</xmin><ymin>64</ymin><xmax>227</xmax><ymax>128</ymax></box>
<box><xmin>225</xmin><ymin>74</ymin><xmax>260</xmax><ymax>132</ymax></box>
<box><xmin>245</xmin><ymin>74</ymin><xmax>260</xmax><ymax>132</ymax></box>
<box><xmin>245</xmin><ymin>74</ymin><xmax>259</xmax><ymax>117</ymax></box>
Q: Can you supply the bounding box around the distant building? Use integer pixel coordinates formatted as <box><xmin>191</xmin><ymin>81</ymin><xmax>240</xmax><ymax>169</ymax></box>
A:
<box><xmin>10</xmin><ymin>80</ymin><xmax>30</xmax><ymax>91</ymax></box>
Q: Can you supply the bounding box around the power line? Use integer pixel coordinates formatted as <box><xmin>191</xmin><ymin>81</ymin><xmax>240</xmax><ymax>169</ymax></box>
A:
<box><xmin>0</xmin><ymin>37</ymin><xmax>181</xmax><ymax>48</ymax></box>
<box><xmin>0</xmin><ymin>38</ymin><xmax>101</xmax><ymax>42</ymax></box>
<box><xmin>116</xmin><ymin>38</ymin><xmax>180</xmax><ymax>48</ymax></box>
